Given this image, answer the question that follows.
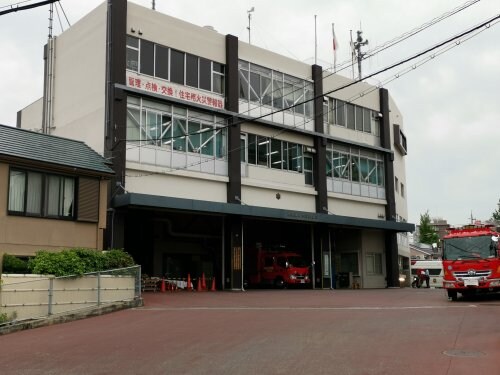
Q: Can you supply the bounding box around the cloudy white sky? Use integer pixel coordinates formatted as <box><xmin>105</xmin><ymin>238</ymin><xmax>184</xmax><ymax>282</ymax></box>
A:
<box><xmin>0</xmin><ymin>0</ymin><xmax>499</xmax><ymax>226</ymax></box>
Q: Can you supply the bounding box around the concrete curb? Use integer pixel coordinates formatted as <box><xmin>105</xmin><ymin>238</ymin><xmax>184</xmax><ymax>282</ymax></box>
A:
<box><xmin>0</xmin><ymin>298</ymin><xmax>143</xmax><ymax>336</ymax></box>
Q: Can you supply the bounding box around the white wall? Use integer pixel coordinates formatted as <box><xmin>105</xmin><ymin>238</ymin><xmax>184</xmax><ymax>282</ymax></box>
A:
<box><xmin>125</xmin><ymin>165</ymin><xmax>228</xmax><ymax>203</ymax></box>
<box><xmin>128</xmin><ymin>3</ymin><xmax>226</xmax><ymax>64</ymax></box>
<box><xmin>48</xmin><ymin>3</ymin><xmax>107</xmax><ymax>154</ymax></box>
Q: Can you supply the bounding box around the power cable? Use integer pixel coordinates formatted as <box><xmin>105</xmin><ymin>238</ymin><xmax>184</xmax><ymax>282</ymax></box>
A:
<box><xmin>123</xmin><ymin>14</ymin><xmax>499</xmax><ymax>178</ymax></box>
<box><xmin>0</xmin><ymin>0</ymin><xmax>56</xmax><ymax>16</ymax></box>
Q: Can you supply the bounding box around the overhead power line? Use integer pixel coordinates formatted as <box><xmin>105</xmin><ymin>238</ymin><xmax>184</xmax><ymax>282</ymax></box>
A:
<box><xmin>122</xmin><ymin>13</ymin><xmax>500</xmax><ymax>177</ymax></box>
<box><xmin>0</xmin><ymin>0</ymin><xmax>57</xmax><ymax>16</ymax></box>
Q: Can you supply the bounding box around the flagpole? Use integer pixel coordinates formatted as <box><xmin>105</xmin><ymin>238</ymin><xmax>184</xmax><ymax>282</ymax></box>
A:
<box><xmin>332</xmin><ymin>23</ymin><xmax>337</xmax><ymax>73</ymax></box>
<box><xmin>314</xmin><ymin>15</ymin><xmax>317</xmax><ymax>65</ymax></box>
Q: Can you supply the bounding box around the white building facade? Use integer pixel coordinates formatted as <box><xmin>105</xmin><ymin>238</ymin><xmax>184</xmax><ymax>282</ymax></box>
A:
<box><xmin>18</xmin><ymin>0</ymin><xmax>413</xmax><ymax>289</ymax></box>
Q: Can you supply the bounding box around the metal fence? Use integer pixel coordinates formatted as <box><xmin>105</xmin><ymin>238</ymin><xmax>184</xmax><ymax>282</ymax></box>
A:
<box><xmin>0</xmin><ymin>265</ymin><xmax>142</xmax><ymax>322</ymax></box>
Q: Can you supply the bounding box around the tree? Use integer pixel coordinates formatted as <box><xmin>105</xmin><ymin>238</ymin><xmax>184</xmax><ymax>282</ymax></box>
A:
<box><xmin>418</xmin><ymin>210</ymin><xmax>439</xmax><ymax>245</ymax></box>
<box><xmin>491</xmin><ymin>199</ymin><xmax>500</xmax><ymax>223</ymax></box>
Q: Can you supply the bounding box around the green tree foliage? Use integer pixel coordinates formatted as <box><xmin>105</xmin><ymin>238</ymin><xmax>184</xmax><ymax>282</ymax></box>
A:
<box><xmin>27</xmin><ymin>249</ymin><xmax>135</xmax><ymax>277</ymax></box>
<box><xmin>419</xmin><ymin>210</ymin><xmax>439</xmax><ymax>245</ymax></box>
<box><xmin>491</xmin><ymin>200</ymin><xmax>500</xmax><ymax>223</ymax></box>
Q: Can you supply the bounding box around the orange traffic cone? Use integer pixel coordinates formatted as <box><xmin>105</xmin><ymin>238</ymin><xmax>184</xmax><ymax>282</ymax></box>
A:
<box><xmin>210</xmin><ymin>277</ymin><xmax>216</xmax><ymax>292</ymax></box>
<box><xmin>161</xmin><ymin>278</ymin><xmax>166</xmax><ymax>293</ymax></box>
<box><xmin>201</xmin><ymin>273</ymin><xmax>207</xmax><ymax>290</ymax></box>
<box><xmin>186</xmin><ymin>274</ymin><xmax>192</xmax><ymax>291</ymax></box>
<box><xmin>197</xmin><ymin>277</ymin><xmax>202</xmax><ymax>292</ymax></box>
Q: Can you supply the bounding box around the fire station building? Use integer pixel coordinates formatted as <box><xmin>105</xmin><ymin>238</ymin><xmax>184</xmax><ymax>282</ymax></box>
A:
<box><xmin>17</xmin><ymin>0</ymin><xmax>414</xmax><ymax>289</ymax></box>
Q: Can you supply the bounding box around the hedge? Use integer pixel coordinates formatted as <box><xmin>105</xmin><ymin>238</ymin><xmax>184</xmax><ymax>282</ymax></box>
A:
<box><xmin>26</xmin><ymin>249</ymin><xmax>136</xmax><ymax>277</ymax></box>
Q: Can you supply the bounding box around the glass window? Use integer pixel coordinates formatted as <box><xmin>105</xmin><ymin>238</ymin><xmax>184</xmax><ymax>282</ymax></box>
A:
<box><xmin>261</xmin><ymin>76</ymin><xmax>272</xmax><ymax>107</ymax></box>
<box><xmin>304</xmin><ymin>83</ymin><xmax>314</xmax><ymax>118</ymax></box>
<box><xmin>126</xmin><ymin>36</ymin><xmax>138</xmax><ymax>72</ymax></box>
<box><xmin>173</xmin><ymin>118</ymin><xmax>186</xmax><ymax>151</ymax></box>
<box><xmin>9</xmin><ymin>170</ymin><xmax>74</xmax><ymax>218</ymax></box>
<box><xmin>363</xmin><ymin>108</ymin><xmax>371</xmax><ymax>133</ymax></box>
<box><xmin>283</xmin><ymin>80</ymin><xmax>294</xmax><ymax>113</ymax></box>
<box><xmin>304</xmin><ymin>155</ymin><xmax>313</xmax><ymax>185</ymax></box>
<box><xmin>257</xmin><ymin>136</ymin><xmax>268</xmax><ymax>166</ymax></box>
<box><xmin>355</xmin><ymin>106</ymin><xmax>363</xmax><ymax>131</ymax></box>
<box><xmin>161</xmin><ymin>113</ymin><xmax>172</xmax><ymax>146</ymax></box>
<box><xmin>155</xmin><ymin>45</ymin><xmax>169</xmax><ymax>80</ymax></box>
<box><xmin>212</xmin><ymin>62</ymin><xmax>224</xmax><ymax>95</ymax></box>
<box><xmin>187</xmin><ymin>120</ymin><xmax>201</xmax><ymax>152</ymax></box>
<box><xmin>368</xmin><ymin>159</ymin><xmax>377</xmax><ymax>185</ymax></box>
<box><xmin>239</xmin><ymin>69</ymin><xmax>249</xmax><ymax>100</ymax></box>
<box><xmin>273</xmin><ymin>75</ymin><xmax>283</xmax><ymax>109</ymax></box>
<box><xmin>367</xmin><ymin>253</ymin><xmax>383</xmax><ymax>274</ymax></box>
<box><xmin>270</xmin><ymin>139</ymin><xmax>282</xmax><ymax>169</ymax></box>
<box><xmin>26</xmin><ymin>172</ymin><xmax>42</xmax><ymax>215</ymax></box>
<box><xmin>247</xmin><ymin>134</ymin><xmax>257</xmax><ymax>165</ymax></box>
<box><xmin>377</xmin><ymin>161</ymin><xmax>385</xmax><ymax>187</ymax></box>
<box><xmin>186</xmin><ymin>54</ymin><xmax>198</xmax><ymax>88</ymax></box>
<box><xmin>359</xmin><ymin>157</ymin><xmax>369</xmax><ymax>183</ymax></box>
<box><xmin>294</xmin><ymin>83</ymin><xmax>305</xmax><ymax>115</ymax></box>
<box><xmin>289</xmin><ymin>143</ymin><xmax>302</xmax><ymax>172</ymax></box>
<box><xmin>199</xmin><ymin>58</ymin><xmax>212</xmax><ymax>91</ymax></box>
<box><xmin>215</xmin><ymin>129</ymin><xmax>226</xmax><ymax>158</ymax></box>
<box><xmin>346</xmin><ymin>103</ymin><xmax>355</xmax><ymax>129</ymax></box>
<box><xmin>351</xmin><ymin>155</ymin><xmax>359</xmax><ymax>182</ymax></box>
<box><xmin>140</xmin><ymin>40</ymin><xmax>154</xmax><ymax>76</ymax></box>
<box><xmin>249</xmin><ymin>71</ymin><xmax>260</xmax><ymax>103</ymax></box>
<box><xmin>8</xmin><ymin>170</ymin><xmax>26</xmax><ymax>212</ymax></box>
<box><xmin>127</xmin><ymin>107</ymin><xmax>141</xmax><ymax>142</ymax></box>
<box><xmin>170</xmin><ymin>49</ymin><xmax>185</xmax><ymax>85</ymax></box>
<box><xmin>200</xmin><ymin>124</ymin><xmax>214</xmax><ymax>156</ymax></box>
<box><xmin>336</xmin><ymin>100</ymin><xmax>345</xmax><ymax>126</ymax></box>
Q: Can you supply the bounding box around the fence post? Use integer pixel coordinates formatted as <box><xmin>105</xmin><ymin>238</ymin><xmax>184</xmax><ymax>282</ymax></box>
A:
<box><xmin>48</xmin><ymin>278</ymin><xmax>54</xmax><ymax>316</ymax></box>
<box><xmin>97</xmin><ymin>272</ymin><xmax>101</xmax><ymax>306</ymax></box>
<box><xmin>137</xmin><ymin>266</ymin><xmax>142</xmax><ymax>298</ymax></box>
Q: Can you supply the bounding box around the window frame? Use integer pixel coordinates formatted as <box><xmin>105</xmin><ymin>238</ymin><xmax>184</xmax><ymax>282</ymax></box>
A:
<box><xmin>8</xmin><ymin>167</ymin><xmax>76</xmax><ymax>220</ymax></box>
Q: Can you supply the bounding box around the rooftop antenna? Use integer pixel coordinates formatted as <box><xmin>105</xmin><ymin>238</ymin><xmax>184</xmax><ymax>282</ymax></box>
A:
<box><xmin>48</xmin><ymin>2</ymin><xmax>53</xmax><ymax>38</ymax></box>
<box><xmin>353</xmin><ymin>29</ymin><xmax>368</xmax><ymax>79</ymax></box>
<box><xmin>247</xmin><ymin>7</ymin><xmax>255</xmax><ymax>44</ymax></box>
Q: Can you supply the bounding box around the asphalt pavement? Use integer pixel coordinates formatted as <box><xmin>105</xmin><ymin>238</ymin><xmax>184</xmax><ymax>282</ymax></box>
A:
<box><xmin>0</xmin><ymin>287</ymin><xmax>499</xmax><ymax>375</ymax></box>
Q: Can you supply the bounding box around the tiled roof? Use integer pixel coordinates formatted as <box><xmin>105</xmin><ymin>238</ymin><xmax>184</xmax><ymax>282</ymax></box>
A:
<box><xmin>0</xmin><ymin>124</ymin><xmax>114</xmax><ymax>175</ymax></box>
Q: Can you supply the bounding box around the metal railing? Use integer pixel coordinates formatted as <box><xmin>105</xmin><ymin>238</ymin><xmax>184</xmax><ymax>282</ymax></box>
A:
<box><xmin>0</xmin><ymin>265</ymin><xmax>142</xmax><ymax>322</ymax></box>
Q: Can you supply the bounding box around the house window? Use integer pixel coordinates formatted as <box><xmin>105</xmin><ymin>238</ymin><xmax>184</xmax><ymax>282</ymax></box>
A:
<box><xmin>395</xmin><ymin>177</ymin><xmax>399</xmax><ymax>192</ymax></box>
<box><xmin>8</xmin><ymin>169</ymin><xmax>75</xmax><ymax>219</ymax></box>
<box><xmin>366</xmin><ymin>253</ymin><xmax>383</xmax><ymax>275</ymax></box>
<box><xmin>401</xmin><ymin>183</ymin><xmax>405</xmax><ymax>198</ymax></box>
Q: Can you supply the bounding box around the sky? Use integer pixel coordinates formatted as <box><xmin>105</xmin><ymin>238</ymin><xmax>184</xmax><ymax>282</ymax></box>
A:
<box><xmin>0</xmin><ymin>0</ymin><xmax>499</xmax><ymax>227</ymax></box>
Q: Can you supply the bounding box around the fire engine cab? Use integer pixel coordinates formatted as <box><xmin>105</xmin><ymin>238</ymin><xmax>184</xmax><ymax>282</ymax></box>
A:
<box><xmin>245</xmin><ymin>246</ymin><xmax>311</xmax><ymax>288</ymax></box>
<box><xmin>442</xmin><ymin>225</ymin><xmax>500</xmax><ymax>301</ymax></box>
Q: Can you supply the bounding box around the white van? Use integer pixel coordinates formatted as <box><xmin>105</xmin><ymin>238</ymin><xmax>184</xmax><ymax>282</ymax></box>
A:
<box><xmin>410</xmin><ymin>260</ymin><xmax>443</xmax><ymax>288</ymax></box>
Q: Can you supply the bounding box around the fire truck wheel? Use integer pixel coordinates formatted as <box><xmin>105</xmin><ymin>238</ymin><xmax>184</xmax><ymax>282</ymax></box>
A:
<box><xmin>447</xmin><ymin>290</ymin><xmax>458</xmax><ymax>301</ymax></box>
<box><xmin>274</xmin><ymin>277</ymin><xmax>286</xmax><ymax>289</ymax></box>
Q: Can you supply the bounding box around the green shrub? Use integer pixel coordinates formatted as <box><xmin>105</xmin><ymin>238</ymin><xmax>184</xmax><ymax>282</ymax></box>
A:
<box><xmin>28</xmin><ymin>250</ymin><xmax>86</xmax><ymax>277</ymax></box>
<box><xmin>2</xmin><ymin>254</ymin><xmax>30</xmax><ymax>274</ymax></box>
<box><xmin>27</xmin><ymin>249</ymin><xmax>136</xmax><ymax>277</ymax></box>
<box><xmin>103</xmin><ymin>249</ymin><xmax>135</xmax><ymax>270</ymax></box>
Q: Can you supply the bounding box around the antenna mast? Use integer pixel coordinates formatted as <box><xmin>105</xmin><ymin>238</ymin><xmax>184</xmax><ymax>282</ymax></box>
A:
<box><xmin>353</xmin><ymin>29</ymin><xmax>368</xmax><ymax>79</ymax></box>
<box><xmin>247</xmin><ymin>7</ymin><xmax>255</xmax><ymax>44</ymax></box>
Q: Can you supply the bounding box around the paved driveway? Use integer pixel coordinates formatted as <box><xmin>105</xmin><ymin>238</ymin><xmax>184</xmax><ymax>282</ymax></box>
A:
<box><xmin>1</xmin><ymin>288</ymin><xmax>499</xmax><ymax>375</ymax></box>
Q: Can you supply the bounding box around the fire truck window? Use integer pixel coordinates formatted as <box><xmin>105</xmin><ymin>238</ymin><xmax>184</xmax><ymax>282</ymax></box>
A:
<box><xmin>264</xmin><ymin>257</ymin><xmax>273</xmax><ymax>267</ymax></box>
<box><xmin>277</xmin><ymin>257</ymin><xmax>287</xmax><ymax>268</ymax></box>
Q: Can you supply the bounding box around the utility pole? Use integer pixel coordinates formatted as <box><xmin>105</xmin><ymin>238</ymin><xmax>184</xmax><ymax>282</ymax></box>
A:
<box><xmin>353</xmin><ymin>30</ymin><xmax>368</xmax><ymax>79</ymax></box>
<box><xmin>247</xmin><ymin>7</ymin><xmax>254</xmax><ymax>44</ymax></box>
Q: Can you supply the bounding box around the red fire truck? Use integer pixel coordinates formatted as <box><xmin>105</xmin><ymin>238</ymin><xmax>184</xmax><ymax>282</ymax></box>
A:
<box><xmin>442</xmin><ymin>225</ymin><xmax>500</xmax><ymax>301</ymax></box>
<box><xmin>245</xmin><ymin>247</ymin><xmax>311</xmax><ymax>288</ymax></box>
